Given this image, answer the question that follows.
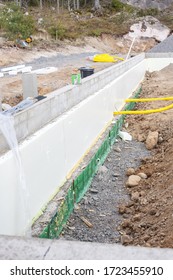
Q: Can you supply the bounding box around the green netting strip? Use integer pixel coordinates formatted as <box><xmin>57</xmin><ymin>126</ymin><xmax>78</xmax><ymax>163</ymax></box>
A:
<box><xmin>39</xmin><ymin>87</ymin><xmax>142</xmax><ymax>239</ymax></box>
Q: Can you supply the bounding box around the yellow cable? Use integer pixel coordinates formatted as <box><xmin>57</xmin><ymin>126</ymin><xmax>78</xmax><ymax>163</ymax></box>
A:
<box><xmin>113</xmin><ymin>102</ymin><xmax>173</xmax><ymax>115</ymax></box>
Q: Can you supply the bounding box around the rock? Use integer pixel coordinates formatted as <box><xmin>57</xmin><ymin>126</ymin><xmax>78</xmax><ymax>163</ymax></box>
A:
<box><xmin>119</xmin><ymin>131</ymin><xmax>132</xmax><ymax>141</ymax></box>
<box><xmin>149</xmin><ymin>209</ymin><xmax>157</xmax><ymax>215</ymax></box>
<box><xmin>160</xmin><ymin>232</ymin><xmax>166</xmax><ymax>237</ymax></box>
<box><xmin>140</xmin><ymin>191</ymin><xmax>145</xmax><ymax>196</ymax></box>
<box><xmin>145</xmin><ymin>170</ymin><xmax>152</xmax><ymax>177</ymax></box>
<box><xmin>119</xmin><ymin>205</ymin><xmax>126</xmax><ymax>214</ymax></box>
<box><xmin>98</xmin><ymin>165</ymin><xmax>108</xmax><ymax>174</ymax></box>
<box><xmin>145</xmin><ymin>131</ymin><xmax>159</xmax><ymax>150</ymax></box>
<box><xmin>126</xmin><ymin>175</ymin><xmax>141</xmax><ymax>187</ymax></box>
<box><xmin>143</xmin><ymin>235</ymin><xmax>150</xmax><ymax>242</ymax></box>
<box><xmin>140</xmin><ymin>198</ymin><xmax>148</xmax><ymax>205</ymax></box>
<box><xmin>114</xmin><ymin>147</ymin><xmax>121</xmax><ymax>152</ymax></box>
<box><xmin>67</xmin><ymin>226</ymin><xmax>75</xmax><ymax>230</ymax></box>
<box><xmin>133</xmin><ymin>213</ymin><xmax>142</xmax><ymax>221</ymax></box>
<box><xmin>131</xmin><ymin>191</ymin><xmax>140</xmax><ymax>201</ymax></box>
<box><xmin>124</xmin><ymin>16</ymin><xmax>170</xmax><ymax>42</ymax></box>
<box><xmin>89</xmin><ymin>188</ymin><xmax>98</xmax><ymax>194</ymax></box>
<box><xmin>112</xmin><ymin>173</ymin><xmax>120</xmax><ymax>177</ymax></box>
<box><xmin>126</xmin><ymin>168</ymin><xmax>135</xmax><ymax>176</ymax></box>
<box><xmin>158</xmin><ymin>136</ymin><xmax>164</xmax><ymax>143</ymax></box>
<box><xmin>138</xmin><ymin>134</ymin><xmax>146</xmax><ymax>142</ymax></box>
<box><xmin>74</xmin><ymin>203</ymin><xmax>80</xmax><ymax>210</ymax></box>
<box><xmin>121</xmin><ymin>234</ymin><xmax>132</xmax><ymax>245</ymax></box>
<box><xmin>122</xmin><ymin>214</ymin><xmax>129</xmax><ymax>219</ymax></box>
<box><xmin>121</xmin><ymin>219</ymin><xmax>131</xmax><ymax>228</ymax></box>
<box><xmin>155</xmin><ymin>212</ymin><xmax>160</xmax><ymax>217</ymax></box>
<box><xmin>138</xmin><ymin>172</ymin><xmax>147</xmax><ymax>179</ymax></box>
<box><xmin>126</xmin><ymin>201</ymin><xmax>134</xmax><ymax>207</ymax></box>
<box><xmin>141</xmin><ymin>157</ymin><xmax>151</xmax><ymax>164</ymax></box>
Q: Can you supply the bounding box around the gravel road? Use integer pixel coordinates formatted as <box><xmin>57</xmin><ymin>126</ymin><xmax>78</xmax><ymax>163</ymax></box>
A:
<box><xmin>25</xmin><ymin>52</ymin><xmax>98</xmax><ymax>71</ymax></box>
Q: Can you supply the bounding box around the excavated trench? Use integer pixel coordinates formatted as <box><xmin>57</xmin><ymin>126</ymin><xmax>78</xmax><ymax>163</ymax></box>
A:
<box><xmin>60</xmin><ymin>64</ymin><xmax>173</xmax><ymax>248</ymax></box>
<box><xmin>61</xmin><ymin>138</ymin><xmax>150</xmax><ymax>244</ymax></box>
<box><xmin>30</xmin><ymin>62</ymin><xmax>173</xmax><ymax>249</ymax></box>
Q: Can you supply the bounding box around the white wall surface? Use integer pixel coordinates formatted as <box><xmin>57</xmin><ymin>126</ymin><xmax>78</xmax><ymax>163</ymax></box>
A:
<box><xmin>0</xmin><ymin>58</ymin><xmax>146</xmax><ymax>236</ymax></box>
<box><xmin>146</xmin><ymin>58</ymin><xmax>173</xmax><ymax>72</ymax></box>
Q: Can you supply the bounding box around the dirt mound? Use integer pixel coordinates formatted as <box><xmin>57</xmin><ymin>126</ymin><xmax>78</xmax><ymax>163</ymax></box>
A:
<box><xmin>119</xmin><ymin>63</ymin><xmax>173</xmax><ymax>248</ymax></box>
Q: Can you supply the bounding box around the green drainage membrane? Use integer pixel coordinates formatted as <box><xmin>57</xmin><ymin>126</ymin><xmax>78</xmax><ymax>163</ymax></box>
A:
<box><xmin>40</xmin><ymin>87</ymin><xmax>142</xmax><ymax>239</ymax></box>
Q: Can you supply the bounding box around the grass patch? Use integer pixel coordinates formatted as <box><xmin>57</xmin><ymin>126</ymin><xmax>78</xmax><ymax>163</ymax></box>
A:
<box><xmin>137</xmin><ymin>8</ymin><xmax>159</xmax><ymax>17</ymax></box>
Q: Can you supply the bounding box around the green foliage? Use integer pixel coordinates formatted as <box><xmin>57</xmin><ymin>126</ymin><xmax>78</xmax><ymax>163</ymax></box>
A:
<box><xmin>88</xmin><ymin>29</ymin><xmax>102</xmax><ymax>37</ymax></box>
<box><xmin>48</xmin><ymin>23</ymin><xmax>66</xmax><ymax>40</ymax></box>
<box><xmin>29</xmin><ymin>0</ymin><xmax>39</xmax><ymax>7</ymax></box>
<box><xmin>0</xmin><ymin>3</ymin><xmax>35</xmax><ymax>39</ymax></box>
<box><xmin>111</xmin><ymin>0</ymin><xmax>136</xmax><ymax>14</ymax></box>
<box><xmin>112</xmin><ymin>0</ymin><xmax>124</xmax><ymax>11</ymax></box>
<box><xmin>137</xmin><ymin>8</ymin><xmax>159</xmax><ymax>17</ymax></box>
<box><xmin>114</xmin><ymin>12</ymin><xmax>126</xmax><ymax>24</ymax></box>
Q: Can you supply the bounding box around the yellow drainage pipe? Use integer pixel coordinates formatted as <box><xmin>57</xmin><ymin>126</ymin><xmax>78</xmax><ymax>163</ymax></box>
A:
<box><xmin>125</xmin><ymin>96</ymin><xmax>173</xmax><ymax>102</ymax></box>
<box><xmin>113</xmin><ymin>96</ymin><xmax>173</xmax><ymax>115</ymax></box>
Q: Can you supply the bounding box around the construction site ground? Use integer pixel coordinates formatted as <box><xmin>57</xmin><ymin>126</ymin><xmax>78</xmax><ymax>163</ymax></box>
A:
<box><xmin>0</xmin><ymin>35</ymin><xmax>155</xmax><ymax>106</ymax></box>
<box><xmin>0</xmin><ymin>46</ymin><xmax>113</xmax><ymax>106</ymax></box>
<box><xmin>1</xmin><ymin>39</ymin><xmax>173</xmax><ymax>249</ymax></box>
<box><xmin>62</xmin><ymin>64</ymin><xmax>173</xmax><ymax>249</ymax></box>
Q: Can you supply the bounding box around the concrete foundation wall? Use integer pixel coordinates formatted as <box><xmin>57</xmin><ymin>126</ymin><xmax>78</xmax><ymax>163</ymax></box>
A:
<box><xmin>0</xmin><ymin>56</ymin><xmax>146</xmax><ymax>236</ymax></box>
<box><xmin>145</xmin><ymin>53</ymin><xmax>173</xmax><ymax>72</ymax></box>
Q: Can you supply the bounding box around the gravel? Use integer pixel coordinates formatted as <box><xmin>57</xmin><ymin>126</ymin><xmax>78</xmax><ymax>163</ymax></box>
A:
<box><xmin>61</xmin><ymin>137</ymin><xmax>150</xmax><ymax>244</ymax></box>
<box><xmin>25</xmin><ymin>52</ymin><xmax>98</xmax><ymax>71</ymax></box>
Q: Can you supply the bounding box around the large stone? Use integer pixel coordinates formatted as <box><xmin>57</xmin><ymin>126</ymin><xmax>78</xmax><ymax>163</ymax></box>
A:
<box><xmin>146</xmin><ymin>131</ymin><xmax>159</xmax><ymax>150</ymax></box>
<box><xmin>126</xmin><ymin>168</ymin><xmax>135</xmax><ymax>176</ymax></box>
<box><xmin>138</xmin><ymin>172</ymin><xmax>148</xmax><ymax>179</ymax></box>
<box><xmin>124</xmin><ymin>16</ymin><xmax>170</xmax><ymax>42</ymax></box>
<box><xmin>126</xmin><ymin>175</ymin><xmax>141</xmax><ymax>187</ymax></box>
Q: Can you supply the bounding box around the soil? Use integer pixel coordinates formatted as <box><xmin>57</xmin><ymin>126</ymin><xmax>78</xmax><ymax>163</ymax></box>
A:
<box><xmin>0</xmin><ymin>46</ymin><xmax>113</xmax><ymax>106</ymax></box>
<box><xmin>61</xmin><ymin>63</ymin><xmax>173</xmax><ymax>248</ymax></box>
<box><xmin>121</xmin><ymin>64</ymin><xmax>173</xmax><ymax>248</ymax></box>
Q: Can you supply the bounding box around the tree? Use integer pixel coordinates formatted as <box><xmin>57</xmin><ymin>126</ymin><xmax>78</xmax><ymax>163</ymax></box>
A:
<box><xmin>94</xmin><ymin>0</ymin><xmax>101</xmax><ymax>10</ymax></box>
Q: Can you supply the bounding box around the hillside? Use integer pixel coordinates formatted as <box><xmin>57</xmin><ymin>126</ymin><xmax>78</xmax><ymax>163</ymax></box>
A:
<box><xmin>0</xmin><ymin>0</ymin><xmax>173</xmax><ymax>107</ymax></box>
<box><xmin>121</xmin><ymin>0</ymin><xmax>173</xmax><ymax>10</ymax></box>
<box><xmin>0</xmin><ymin>1</ymin><xmax>173</xmax><ymax>49</ymax></box>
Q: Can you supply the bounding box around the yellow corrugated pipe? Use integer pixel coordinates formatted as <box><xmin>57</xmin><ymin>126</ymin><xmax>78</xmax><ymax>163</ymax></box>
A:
<box><xmin>125</xmin><ymin>97</ymin><xmax>173</xmax><ymax>102</ymax></box>
<box><xmin>113</xmin><ymin>96</ymin><xmax>173</xmax><ymax>115</ymax></box>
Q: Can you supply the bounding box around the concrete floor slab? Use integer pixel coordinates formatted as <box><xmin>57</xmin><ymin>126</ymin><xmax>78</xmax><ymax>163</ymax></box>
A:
<box><xmin>0</xmin><ymin>235</ymin><xmax>52</xmax><ymax>260</ymax></box>
<box><xmin>0</xmin><ymin>235</ymin><xmax>173</xmax><ymax>260</ymax></box>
